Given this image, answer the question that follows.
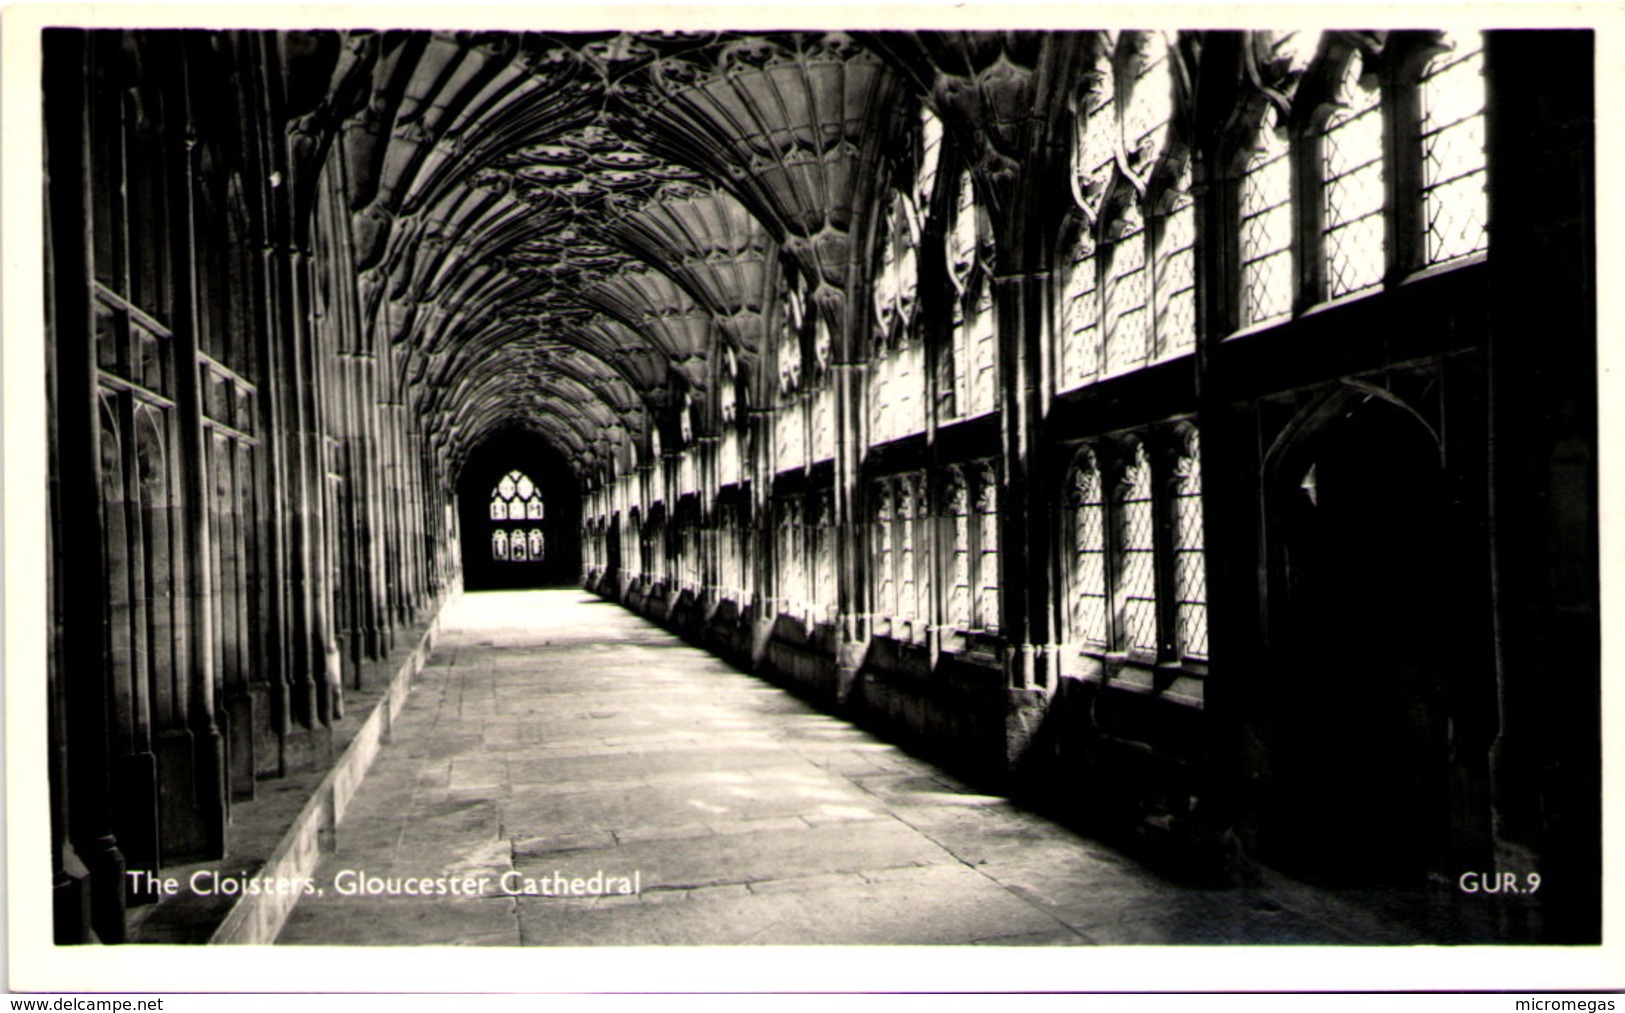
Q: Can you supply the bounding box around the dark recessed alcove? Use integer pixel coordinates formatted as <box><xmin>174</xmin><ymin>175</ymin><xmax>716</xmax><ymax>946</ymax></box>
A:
<box><xmin>456</xmin><ymin>431</ymin><xmax>582</xmax><ymax>591</ymax></box>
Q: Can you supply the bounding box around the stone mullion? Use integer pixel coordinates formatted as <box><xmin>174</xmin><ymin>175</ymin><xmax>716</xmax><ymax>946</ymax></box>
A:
<box><xmin>404</xmin><ymin>427</ymin><xmax>429</xmax><ymax>613</ymax></box>
<box><xmin>406</xmin><ymin>421</ymin><xmax>424</xmax><ymax>616</ymax></box>
<box><xmin>389</xmin><ymin>419</ymin><xmax>413</xmax><ymax>619</ymax></box>
<box><xmin>348</xmin><ymin>356</ymin><xmax>381</xmax><ymax>668</ymax></box>
<box><xmin>1188</xmin><ymin>47</ymin><xmax>1248</xmax><ymax>858</ymax></box>
<box><xmin>399</xmin><ymin>419</ymin><xmax>420</xmax><ymax>616</ymax></box>
<box><xmin>276</xmin><ymin>244</ymin><xmax>323</xmax><ymax>742</ymax></box>
<box><xmin>393</xmin><ymin>423</ymin><xmax>416</xmax><ymax>617</ymax></box>
<box><xmin>747</xmin><ymin>405</ymin><xmax>776</xmax><ymax>637</ymax></box>
<box><xmin>334</xmin><ymin>356</ymin><xmax>363</xmax><ymax>684</ymax></box>
<box><xmin>297</xmin><ymin>250</ymin><xmax>344</xmax><ymax>726</ymax></box>
<box><xmin>831</xmin><ymin>358</ymin><xmax>868</xmax><ymax>699</ymax></box>
<box><xmin>374</xmin><ymin>404</ymin><xmax>398</xmax><ymax>637</ymax></box>
<box><xmin>384</xmin><ymin>406</ymin><xmax>411</xmax><ymax>632</ymax></box>
<box><xmin>248</xmin><ymin>46</ymin><xmax>294</xmax><ymax>777</ymax></box>
<box><xmin>431</xmin><ymin>441</ymin><xmax>450</xmax><ymax>598</ymax></box>
<box><xmin>167</xmin><ymin>42</ymin><xmax>228</xmax><ymax>860</ymax></box>
<box><xmin>696</xmin><ymin>434</ymin><xmax>721</xmax><ymax>606</ymax></box>
<box><xmin>371</xmin><ymin>353</ymin><xmax>397</xmax><ymax>654</ymax></box>
<box><xmin>314</xmin><ymin>177</ymin><xmax>358</xmax><ymax>687</ymax></box>
<box><xmin>663</xmin><ymin>450</ymin><xmax>676</xmax><ymax>591</ymax></box>
<box><xmin>420</xmin><ymin>439</ymin><xmax>437</xmax><ymax>605</ymax></box>
<box><xmin>335</xmin><ymin>188</ymin><xmax>368</xmax><ymax>676</ymax></box>
<box><xmin>335</xmin><ymin>158</ymin><xmax>388</xmax><ymax>667</ymax></box>
<box><xmin>994</xmin><ymin>266</ymin><xmax>1048</xmax><ymax>693</ymax></box>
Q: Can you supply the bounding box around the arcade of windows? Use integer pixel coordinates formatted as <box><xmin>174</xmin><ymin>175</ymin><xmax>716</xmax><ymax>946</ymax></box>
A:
<box><xmin>1064</xmin><ymin>426</ymin><xmax>1208</xmax><ymax>672</ymax></box>
<box><xmin>490</xmin><ymin>469</ymin><xmax>545</xmax><ymax>562</ymax></box>
<box><xmin>585</xmin><ymin>30</ymin><xmax>1484</xmax><ymax>670</ymax></box>
<box><xmin>1060</xmin><ymin>29</ymin><xmax>1488</xmax><ymax>376</ymax></box>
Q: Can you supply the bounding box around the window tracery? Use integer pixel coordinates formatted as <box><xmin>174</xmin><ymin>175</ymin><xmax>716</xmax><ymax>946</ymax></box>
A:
<box><xmin>870</xmin><ymin>471</ymin><xmax>931</xmax><ymax>641</ymax></box>
<box><xmin>1063</xmin><ymin>426</ymin><xmax>1207</xmax><ymax>668</ymax></box>
<box><xmin>937</xmin><ymin>462</ymin><xmax>1000</xmax><ymax>639</ymax></box>
<box><xmin>871</xmin><ymin>186</ymin><xmax>926</xmax><ymax>445</ymax></box>
<box><xmin>775</xmin><ymin>274</ymin><xmax>808</xmax><ymax>472</ymax></box>
<box><xmin>489</xmin><ymin>469</ymin><xmax>546</xmax><ymax>563</ymax></box>
<box><xmin>1063</xmin><ymin>31</ymin><xmax>1195</xmax><ymax>390</ymax></box>
<box><xmin>1229</xmin><ymin>30</ymin><xmax>1488</xmax><ymax>332</ymax></box>
<box><xmin>946</xmin><ymin>172</ymin><xmax>997</xmax><ymax>419</ymax></box>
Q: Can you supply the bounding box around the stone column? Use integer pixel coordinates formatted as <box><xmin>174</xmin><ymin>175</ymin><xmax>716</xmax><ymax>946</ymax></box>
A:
<box><xmin>44</xmin><ymin>27</ymin><xmax>127</xmax><ymax>943</ymax></box>
<box><xmin>168</xmin><ymin>42</ymin><xmax>227</xmax><ymax>859</ymax></box>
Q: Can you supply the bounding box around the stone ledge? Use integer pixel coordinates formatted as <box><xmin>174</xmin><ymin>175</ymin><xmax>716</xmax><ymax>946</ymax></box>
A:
<box><xmin>206</xmin><ymin>596</ymin><xmax>452</xmax><ymax>945</ymax></box>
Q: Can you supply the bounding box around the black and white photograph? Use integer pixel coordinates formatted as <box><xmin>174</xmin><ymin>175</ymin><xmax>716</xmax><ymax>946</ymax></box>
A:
<box><xmin>3</xmin><ymin>0</ymin><xmax>1619</xmax><ymax>995</ymax></box>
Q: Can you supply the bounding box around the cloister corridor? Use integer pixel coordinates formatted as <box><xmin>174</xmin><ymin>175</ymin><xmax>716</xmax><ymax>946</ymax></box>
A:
<box><xmin>270</xmin><ymin>591</ymin><xmax>1420</xmax><ymax>947</ymax></box>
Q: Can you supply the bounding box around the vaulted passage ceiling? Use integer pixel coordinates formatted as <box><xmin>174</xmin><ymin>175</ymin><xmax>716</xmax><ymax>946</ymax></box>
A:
<box><xmin>284</xmin><ymin>30</ymin><xmax>1010</xmax><ymax>477</ymax></box>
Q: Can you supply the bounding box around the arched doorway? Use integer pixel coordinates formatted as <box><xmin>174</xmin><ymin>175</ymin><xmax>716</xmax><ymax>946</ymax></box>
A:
<box><xmin>1263</xmin><ymin>392</ymin><xmax>1454</xmax><ymax>888</ymax></box>
<box><xmin>457</xmin><ymin>433</ymin><xmax>581</xmax><ymax>591</ymax></box>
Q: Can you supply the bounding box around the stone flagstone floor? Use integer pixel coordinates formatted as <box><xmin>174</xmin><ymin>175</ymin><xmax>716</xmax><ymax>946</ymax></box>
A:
<box><xmin>275</xmin><ymin>589</ymin><xmax>1422</xmax><ymax>947</ymax></box>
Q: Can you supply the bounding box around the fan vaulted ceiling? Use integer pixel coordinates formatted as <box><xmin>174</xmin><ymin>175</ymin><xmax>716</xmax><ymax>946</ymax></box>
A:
<box><xmin>283</xmin><ymin>29</ymin><xmax>1013</xmax><ymax>479</ymax></box>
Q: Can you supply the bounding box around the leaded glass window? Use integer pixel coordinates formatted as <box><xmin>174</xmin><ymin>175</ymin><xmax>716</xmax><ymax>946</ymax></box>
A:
<box><xmin>947</xmin><ymin>172</ymin><xmax>996</xmax><ymax>421</ymax></box>
<box><xmin>490</xmin><ymin>469</ymin><xmax>545</xmax><ymax>562</ymax></box>
<box><xmin>1322</xmin><ymin>51</ymin><xmax>1386</xmax><ymax>300</ymax></box>
<box><xmin>1172</xmin><ymin>433</ymin><xmax>1209</xmax><ymax>660</ymax></box>
<box><xmin>1117</xmin><ymin>442</ymin><xmax>1160</xmax><ymax>658</ymax></box>
<box><xmin>873</xmin><ymin>474</ymin><xmax>932</xmax><ymax>636</ymax></box>
<box><xmin>914</xmin><ymin>478</ymin><xmax>932</xmax><ymax>636</ymax></box>
<box><xmin>779</xmin><ymin>279</ymin><xmax>804</xmax><ymax>395</ymax></box>
<box><xmin>776</xmin><ymin>395</ymin><xmax>805</xmax><ymax>473</ymax></box>
<box><xmin>1126</xmin><ymin>32</ymin><xmax>1173</xmax><ymax>172</ymax></box>
<box><xmin>871</xmin><ymin>189</ymin><xmax>927</xmax><ymax>445</ymax></box>
<box><xmin>967</xmin><ymin>287</ymin><xmax>997</xmax><ymax>417</ymax></box>
<box><xmin>918</xmin><ymin>107</ymin><xmax>943</xmax><ymax>213</ymax></box>
<box><xmin>1065</xmin><ymin>425</ymin><xmax>1208</xmax><ymax>670</ymax></box>
<box><xmin>875</xmin><ymin>480</ymin><xmax>897</xmax><ymax>623</ymax></box>
<box><xmin>812</xmin><ymin>384</ymin><xmax>836</xmax><ymax>464</ymax></box>
<box><xmin>1104</xmin><ymin>222</ymin><xmax>1151</xmax><ymax>376</ymax></box>
<box><xmin>720</xmin><ymin>359</ymin><xmax>741</xmax><ymax>487</ymax></box>
<box><xmin>1061</xmin><ymin>40</ymin><xmax>1117</xmax><ymax>392</ymax></box>
<box><xmin>945</xmin><ymin>467</ymin><xmax>971</xmax><ymax>631</ymax></box>
<box><xmin>1059</xmin><ymin>236</ymin><xmax>1101</xmax><ymax>391</ymax></box>
<box><xmin>1068</xmin><ymin>451</ymin><xmax>1110</xmax><ymax>649</ymax></box>
<box><xmin>1153</xmin><ymin>168</ymin><xmax>1197</xmax><ymax>360</ymax></box>
<box><xmin>814</xmin><ymin>490</ymin><xmax>836</xmax><ymax>620</ymax></box>
<box><xmin>1073</xmin><ymin>44</ymin><xmax>1119</xmax><ymax>222</ymax></box>
<box><xmin>975</xmin><ymin>464</ymin><xmax>1001</xmax><ymax>633</ymax></box>
<box><xmin>898</xmin><ymin>475</ymin><xmax>920</xmax><ymax>630</ymax></box>
<box><xmin>777</xmin><ymin>496</ymin><xmax>807</xmax><ymax>617</ymax></box>
<box><xmin>1420</xmin><ymin>32</ymin><xmax>1488</xmax><ymax>266</ymax></box>
<box><xmin>1240</xmin><ymin>105</ymin><xmax>1294</xmax><ymax>325</ymax></box>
